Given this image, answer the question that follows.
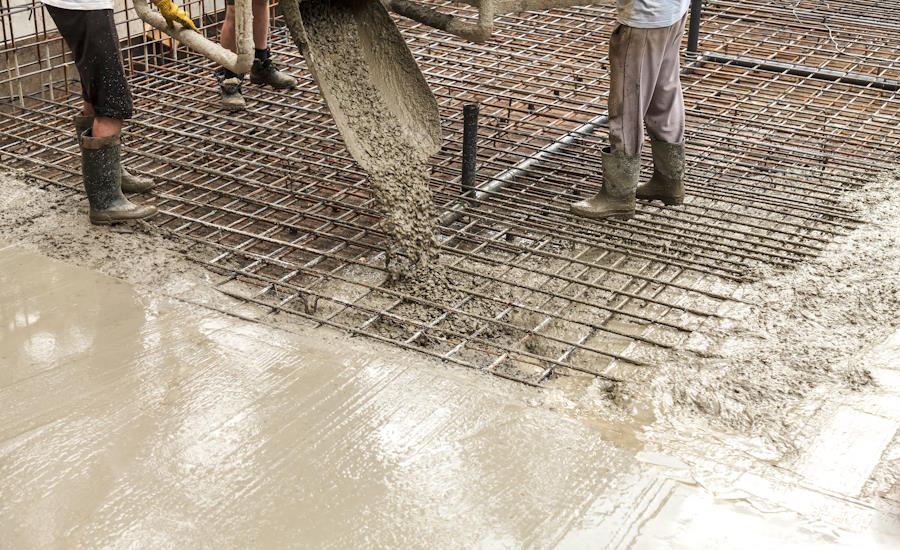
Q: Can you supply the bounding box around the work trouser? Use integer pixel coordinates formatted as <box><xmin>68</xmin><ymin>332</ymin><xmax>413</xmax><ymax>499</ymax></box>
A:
<box><xmin>45</xmin><ymin>6</ymin><xmax>133</xmax><ymax>120</ymax></box>
<box><xmin>608</xmin><ymin>14</ymin><xmax>687</xmax><ymax>157</ymax></box>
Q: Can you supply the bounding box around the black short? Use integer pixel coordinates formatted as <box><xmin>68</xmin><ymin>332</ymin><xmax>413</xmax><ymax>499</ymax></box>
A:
<box><xmin>45</xmin><ymin>6</ymin><xmax>133</xmax><ymax>120</ymax></box>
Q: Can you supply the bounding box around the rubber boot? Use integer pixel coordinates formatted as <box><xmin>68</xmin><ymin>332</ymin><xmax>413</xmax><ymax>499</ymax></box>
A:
<box><xmin>74</xmin><ymin>115</ymin><xmax>154</xmax><ymax>193</ymax></box>
<box><xmin>81</xmin><ymin>130</ymin><xmax>157</xmax><ymax>225</ymax></box>
<box><xmin>636</xmin><ymin>140</ymin><xmax>685</xmax><ymax>205</ymax></box>
<box><xmin>570</xmin><ymin>147</ymin><xmax>639</xmax><ymax>220</ymax></box>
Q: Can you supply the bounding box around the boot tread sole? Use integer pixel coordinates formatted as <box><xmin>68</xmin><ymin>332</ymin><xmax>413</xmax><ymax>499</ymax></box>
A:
<box><xmin>250</xmin><ymin>75</ymin><xmax>298</xmax><ymax>89</ymax></box>
<box><xmin>636</xmin><ymin>194</ymin><xmax>685</xmax><ymax>206</ymax></box>
<box><xmin>90</xmin><ymin>207</ymin><xmax>158</xmax><ymax>225</ymax></box>
<box><xmin>570</xmin><ymin>206</ymin><xmax>635</xmax><ymax>221</ymax></box>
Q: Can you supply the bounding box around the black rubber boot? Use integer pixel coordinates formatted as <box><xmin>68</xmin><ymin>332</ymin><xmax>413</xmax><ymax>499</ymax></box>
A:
<box><xmin>570</xmin><ymin>147</ymin><xmax>639</xmax><ymax>220</ymax></box>
<box><xmin>636</xmin><ymin>140</ymin><xmax>685</xmax><ymax>205</ymax></box>
<box><xmin>74</xmin><ymin>115</ymin><xmax>154</xmax><ymax>193</ymax></box>
<box><xmin>81</xmin><ymin>130</ymin><xmax>157</xmax><ymax>225</ymax></box>
<box><xmin>250</xmin><ymin>56</ymin><xmax>298</xmax><ymax>89</ymax></box>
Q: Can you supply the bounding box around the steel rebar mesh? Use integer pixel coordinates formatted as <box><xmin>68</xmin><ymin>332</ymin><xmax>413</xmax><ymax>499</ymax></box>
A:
<box><xmin>695</xmin><ymin>0</ymin><xmax>900</xmax><ymax>83</ymax></box>
<box><xmin>1</xmin><ymin>0</ymin><xmax>898</xmax><ymax>385</ymax></box>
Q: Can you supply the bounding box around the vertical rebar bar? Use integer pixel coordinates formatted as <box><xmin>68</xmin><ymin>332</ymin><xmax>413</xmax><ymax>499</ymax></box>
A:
<box><xmin>462</xmin><ymin>102</ymin><xmax>479</xmax><ymax>197</ymax></box>
<box><xmin>688</xmin><ymin>0</ymin><xmax>703</xmax><ymax>54</ymax></box>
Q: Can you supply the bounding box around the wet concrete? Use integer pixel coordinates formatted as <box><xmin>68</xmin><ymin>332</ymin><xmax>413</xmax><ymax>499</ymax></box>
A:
<box><xmin>0</xmin><ymin>244</ymin><xmax>632</xmax><ymax>546</ymax></box>
<box><xmin>292</xmin><ymin>0</ymin><xmax>442</xmax><ymax>281</ymax></box>
<box><xmin>2</xmin><ymin>243</ymin><xmax>899</xmax><ymax>547</ymax></box>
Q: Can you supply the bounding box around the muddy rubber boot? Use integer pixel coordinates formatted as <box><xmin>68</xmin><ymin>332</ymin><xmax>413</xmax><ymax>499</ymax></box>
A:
<box><xmin>249</xmin><ymin>56</ymin><xmax>298</xmax><ymax>90</ymax></box>
<box><xmin>216</xmin><ymin>71</ymin><xmax>247</xmax><ymax>111</ymax></box>
<box><xmin>636</xmin><ymin>140</ymin><xmax>685</xmax><ymax>205</ymax></box>
<box><xmin>81</xmin><ymin>130</ymin><xmax>157</xmax><ymax>225</ymax></box>
<box><xmin>74</xmin><ymin>115</ymin><xmax>154</xmax><ymax>194</ymax></box>
<box><xmin>570</xmin><ymin>148</ymin><xmax>639</xmax><ymax>220</ymax></box>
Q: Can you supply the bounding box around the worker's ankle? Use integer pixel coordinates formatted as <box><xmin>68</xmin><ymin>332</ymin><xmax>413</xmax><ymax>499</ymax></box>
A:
<box><xmin>254</xmin><ymin>47</ymin><xmax>270</xmax><ymax>61</ymax></box>
<box><xmin>216</xmin><ymin>67</ymin><xmax>244</xmax><ymax>81</ymax></box>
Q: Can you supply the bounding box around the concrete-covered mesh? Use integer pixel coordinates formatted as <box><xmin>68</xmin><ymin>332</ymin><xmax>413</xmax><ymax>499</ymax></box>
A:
<box><xmin>1</xmin><ymin>0</ymin><xmax>898</xmax><ymax>385</ymax></box>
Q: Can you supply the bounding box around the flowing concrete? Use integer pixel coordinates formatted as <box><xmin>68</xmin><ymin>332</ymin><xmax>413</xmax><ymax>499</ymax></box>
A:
<box><xmin>1</xmin><ymin>243</ymin><xmax>899</xmax><ymax>548</ymax></box>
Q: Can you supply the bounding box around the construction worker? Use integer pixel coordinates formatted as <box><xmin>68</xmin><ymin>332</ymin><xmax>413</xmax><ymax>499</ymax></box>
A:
<box><xmin>571</xmin><ymin>0</ymin><xmax>689</xmax><ymax>220</ymax></box>
<box><xmin>41</xmin><ymin>0</ymin><xmax>184</xmax><ymax>224</ymax></box>
<box><xmin>215</xmin><ymin>0</ymin><xmax>299</xmax><ymax>110</ymax></box>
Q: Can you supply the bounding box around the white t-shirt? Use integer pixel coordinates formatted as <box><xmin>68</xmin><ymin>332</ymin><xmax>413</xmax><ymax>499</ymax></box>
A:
<box><xmin>617</xmin><ymin>0</ymin><xmax>691</xmax><ymax>28</ymax></box>
<box><xmin>43</xmin><ymin>0</ymin><xmax>115</xmax><ymax>10</ymax></box>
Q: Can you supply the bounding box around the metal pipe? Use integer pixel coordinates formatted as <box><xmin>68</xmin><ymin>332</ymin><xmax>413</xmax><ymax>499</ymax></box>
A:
<box><xmin>440</xmin><ymin>114</ymin><xmax>608</xmax><ymax>226</ymax></box>
<box><xmin>687</xmin><ymin>0</ymin><xmax>703</xmax><ymax>54</ymax></box>
<box><xmin>454</xmin><ymin>0</ymin><xmax>606</xmax><ymax>17</ymax></box>
<box><xmin>388</xmin><ymin>0</ymin><xmax>493</xmax><ymax>43</ymax></box>
<box><xmin>700</xmin><ymin>52</ymin><xmax>900</xmax><ymax>92</ymax></box>
<box><xmin>461</xmin><ymin>103</ymin><xmax>479</xmax><ymax>197</ymax></box>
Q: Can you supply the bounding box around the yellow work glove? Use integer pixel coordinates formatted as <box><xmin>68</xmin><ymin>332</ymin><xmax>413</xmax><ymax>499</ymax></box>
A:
<box><xmin>152</xmin><ymin>0</ymin><xmax>200</xmax><ymax>33</ymax></box>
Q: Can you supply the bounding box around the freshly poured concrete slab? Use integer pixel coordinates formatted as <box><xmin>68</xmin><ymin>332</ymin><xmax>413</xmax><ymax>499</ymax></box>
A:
<box><xmin>2</xmin><ymin>245</ymin><xmax>899</xmax><ymax>548</ymax></box>
<box><xmin>0</xmin><ymin>246</ymin><xmax>637</xmax><ymax>547</ymax></box>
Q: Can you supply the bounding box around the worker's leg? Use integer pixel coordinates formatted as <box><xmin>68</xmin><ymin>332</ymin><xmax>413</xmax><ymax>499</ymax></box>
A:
<box><xmin>249</xmin><ymin>0</ymin><xmax>298</xmax><ymax>89</ymax></box>
<box><xmin>221</xmin><ymin>4</ymin><xmax>237</xmax><ymax>51</ymax></box>
<box><xmin>75</xmin><ymin>103</ymin><xmax>152</xmax><ymax>193</ymax></box>
<box><xmin>572</xmin><ymin>23</ymin><xmax>658</xmax><ymax>220</ymax></box>
<box><xmin>78</xmin><ymin>101</ymin><xmax>121</xmax><ymax>138</ymax></box>
<box><xmin>252</xmin><ymin>0</ymin><xmax>268</xmax><ymax>49</ymax></box>
<box><xmin>45</xmin><ymin>8</ymin><xmax>133</xmax><ymax>127</ymax></box>
<box><xmin>215</xmin><ymin>2</ymin><xmax>246</xmax><ymax>110</ymax></box>
<box><xmin>91</xmin><ymin>116</ymin><xmax>122</xmax><ymax>138</ymax></box>
<box><xmin>45</xmin><ymin>6</ymin><xmax>156</xmax><ymax>224</ymax></box>
<box><xmin>639</xmin><ymin>14</ymin><xmax>688</xmax><ymax>205</ymax></box>
<box><xmin>644</xmin><ymin>14</ymin><xmax>687</xmax><ymax>145</ymax></box>
<box><xmin>608</xmin><ymin>24</ymin><xmax>663</xmax><ymax>157</ymax></box>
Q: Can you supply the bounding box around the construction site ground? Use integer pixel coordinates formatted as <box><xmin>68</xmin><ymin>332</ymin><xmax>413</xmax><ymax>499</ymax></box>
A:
<box><xmin>2</xmin><ymin>0</ymin><xmax>900</xmax><ymax>546</ymax></box>
<box><xmin>2</xmin><ymin>168</ymin><xmax>899</xmax><ymax>547</ymax></box>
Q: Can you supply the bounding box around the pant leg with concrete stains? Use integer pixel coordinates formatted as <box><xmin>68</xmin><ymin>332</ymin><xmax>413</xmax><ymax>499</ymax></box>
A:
<box><xmin>608</xmin><ymin>14</ymin><xmax>688</xmax><ymax>157</ymax></box>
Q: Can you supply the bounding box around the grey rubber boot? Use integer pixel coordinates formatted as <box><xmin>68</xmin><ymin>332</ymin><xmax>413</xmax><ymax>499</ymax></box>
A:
<box><xmin>74</xmin><ymin>115</ymin><xmax>154</xmax><ymax>193</ymax></box>
<box><xmin>570</xmin><ymin>147</ymin><xmax>639</xmax><ymax>220</ymax></box>
<box><xmin>636</xmin><ymin>140</ymin><xmax>685</xmax><ymax>205</ymax></box>
<box><xmin>250</xmin><ymin>56</ymin><xmax>298</xmax><ymax>89</ymax></box>
<box><xmin>81</xmin><ymin>130</ymin><xmax>157</xmax><ymax>225</ymax></box>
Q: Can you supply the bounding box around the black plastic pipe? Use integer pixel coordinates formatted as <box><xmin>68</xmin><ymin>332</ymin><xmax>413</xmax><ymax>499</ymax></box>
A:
<box><xmin>687</xmin><ymin>0</ymin><xmax>703</xmax><ymax>54</ymax></box>
<box><xmin>462</xmin><ymin>103</ymin><xmax>479</xmax><ymax>197</ymax></box>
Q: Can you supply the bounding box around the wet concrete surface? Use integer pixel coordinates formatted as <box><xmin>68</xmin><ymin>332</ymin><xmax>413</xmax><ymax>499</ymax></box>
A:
<box><xmin>1</xmin><ymin>243</ymin><xmax>899</xmax><ymax>547</ymax></box>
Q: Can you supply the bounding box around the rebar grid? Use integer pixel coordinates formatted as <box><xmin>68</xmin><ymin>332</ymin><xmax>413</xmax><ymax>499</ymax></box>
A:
<box><xmin>1</xmin><ymin>1</ymin><xmax>898</xmax><ymax>385</ymax></box>
<box><xmin>695</xmin><ymin>0</ymin><xmax>900</xmax><ymax>83</ymax></box>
